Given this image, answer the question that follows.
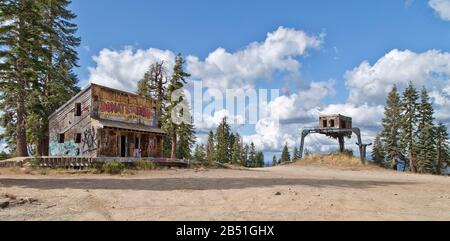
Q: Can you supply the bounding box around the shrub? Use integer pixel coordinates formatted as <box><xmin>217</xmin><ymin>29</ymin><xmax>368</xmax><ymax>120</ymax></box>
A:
<box><xmin>102</xmin><ymin>161</ymin><xmax>125</xmax><ymax>175</ymax></box>
<box><xmin>134</xmin><ymin>160</ymin><xmax>156</xmax><ymax>170</ymax></box>
<box><xmin>29</xmin><ymin>156</ymin><xmax>42</xmax><ymax>167</ymax></box>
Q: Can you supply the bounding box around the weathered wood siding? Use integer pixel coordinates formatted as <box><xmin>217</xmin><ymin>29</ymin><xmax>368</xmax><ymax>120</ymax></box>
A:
<box><xmin>48</xmin><ymin>84</ymin><xmax>164</xmax><ymax>158</ymax></box>
<box><xmin>48</xmin><ymin>87</ymin><xmax>98</xmax><ymax>157</ymax></box>
<box><xmin>319</xmin><ymin>115</ymin><xmax>353</xmax><ymax>129</ymax></box>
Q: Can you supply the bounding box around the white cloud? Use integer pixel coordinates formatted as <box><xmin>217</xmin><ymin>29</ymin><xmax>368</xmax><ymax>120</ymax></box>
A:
<box><xmin>320</xmin><ymin>103</ymin><xmax>385</xmax><ymax>128</ymax></box>
<box><xmin>87</xmin><ymin>47</ymin><xmax>176</xmax><ymax>92</ymax></box>
<box><xmin>268</xmin><ymin>80</ymin><xmax>335</xmax><ymax>123</ymax></box>
<box><xmin>429</xmin><ymin>0</ymin><xmax>450</xmax><ymax>21</ymax></box>
<box><xmin>195</xmin><ymin>109</ymin><xmax>246</xmax><ymax>132</ymax></box>
<box><xmin>187</xmin><ymin>26</ymin><xmax>323</xmax><ymax>90</ymax></box>
<box><xmin>243</xmin><ymin>80</ymin><xmax>335</xmax><ymax>152</ymax></box>
<box><xmin>345</xmin><ymin>49</ymin><xmax>450</xmax><ymax>108</ymax></box>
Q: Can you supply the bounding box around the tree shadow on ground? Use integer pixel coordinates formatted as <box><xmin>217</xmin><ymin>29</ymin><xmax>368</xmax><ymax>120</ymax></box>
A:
<box><xmin>0</xmin><ymin>177</ymin><xmax>414</xmax><ymax>191</ymax></box>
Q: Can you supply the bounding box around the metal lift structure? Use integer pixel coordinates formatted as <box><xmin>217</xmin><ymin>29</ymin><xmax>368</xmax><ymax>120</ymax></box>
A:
<box><xmin>299</xmin><ymin>115</ymin><xmax>370</xmax><ymax>163</ymax></box>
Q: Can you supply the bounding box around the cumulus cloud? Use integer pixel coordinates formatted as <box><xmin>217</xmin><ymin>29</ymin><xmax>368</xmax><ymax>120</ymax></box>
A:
<box><xmin>83</xmin><ymin>27</ymin><xmax>450</xmax><ymax>157</ymax></box>
<box><xmin>187</xmin><ymin>26</ymin><xmax>323</xmax><ymax>90</ymax></box>
<box><xmin>345</xmin><ymin>49</ymin><xmax>450</xmax><ymax>107</ymax></box>
<box><xmin>254</xmin><ymin>49</ymin><xmax>450</xmax><ymax>154</ymax></box>
<box><xmin>243</xmin><ymin>80</ymin><xmax>336</xmax><ymax>152</ymax></box>
<box><xmin>429</xmin><ymin>0</ymin><xmax>450</xmax><ymax>21</ymax></box>
<box><xmin>87</xmin><ymin>47</ymin><xmax>176</xmax><ymax>92</ymax></box>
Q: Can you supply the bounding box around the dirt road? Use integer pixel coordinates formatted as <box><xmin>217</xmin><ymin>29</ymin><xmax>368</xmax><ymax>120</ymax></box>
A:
<box><xmin>0</xmin><ymin>165</ymin><xmax>449</xmax><ymax>220</ymax></box>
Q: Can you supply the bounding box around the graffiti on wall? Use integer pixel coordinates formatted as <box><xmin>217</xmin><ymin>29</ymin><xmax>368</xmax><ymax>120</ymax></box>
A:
<box><xmin>49</xmin><ymin>141</ymin><xmax>80</xmax><ymax>157</ymax></box>
<box><xmin>99</xmin><ymin>101</ymin><xmax>152</xmax><ymax>120</ymax></box>
<box><xmin>49</xmin><ymin>127</ymin><xmax>98</xmax><ymax>157</ymax></box>
<box><xmin>81</xmin><ymin>127</ymin><xmax>97</xmax><ymax>154</ymax></box>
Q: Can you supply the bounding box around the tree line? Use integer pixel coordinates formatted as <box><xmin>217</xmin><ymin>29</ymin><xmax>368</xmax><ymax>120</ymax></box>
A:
<box><xmin>192</xmin><ymin>117</ymin><xmax>265</xmax><ymax>167</ymax></box>
<box><xmin>269</xmin><ymin>143</ymin><xmax>301</xmax><ymax>167</ymax></box>
<box><xmin>0</xmin><ymin>0</ymin><xmax>80</xmax><ymax>157</ymax></box>
<box><xmin>372</xmin><ymin>83</ymin><xmax>450</xmax><ymax>175</ymax></box>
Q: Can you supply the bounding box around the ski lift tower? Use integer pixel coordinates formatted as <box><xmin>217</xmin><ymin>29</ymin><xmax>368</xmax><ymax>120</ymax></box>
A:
<box><xmin>299</xmin><ymin>114</ymin><xmax>367</xmax><ymax>164</ymax></box>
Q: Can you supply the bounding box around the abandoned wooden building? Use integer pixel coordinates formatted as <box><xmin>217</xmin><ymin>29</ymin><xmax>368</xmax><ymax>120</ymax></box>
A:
<box><xmin>48</xmin><ymin>84</ymin><xmax>165</xmax><ymax>159</ymax></box>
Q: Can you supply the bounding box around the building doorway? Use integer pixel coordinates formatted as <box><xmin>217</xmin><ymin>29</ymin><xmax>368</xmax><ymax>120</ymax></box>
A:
<box><xmin>120</xmin><ymin>135</ymin><xmax>127</xmax><ymax>157</ymax></box>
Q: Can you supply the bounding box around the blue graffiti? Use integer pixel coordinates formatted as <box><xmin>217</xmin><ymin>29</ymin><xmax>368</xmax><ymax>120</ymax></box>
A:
<box><xmin>49</xmin><ymin>141</ymin><xmax>80</xmax><ymax>157</ymax></box>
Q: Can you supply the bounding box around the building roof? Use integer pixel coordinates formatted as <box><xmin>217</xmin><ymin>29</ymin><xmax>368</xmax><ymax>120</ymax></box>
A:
<box><xmin>92</xmin><ymin>119</ymin><xmax>166</xmax><ymax>135</ymax></box>
<box><xmin>319</xmin><ymin>114</ymin><xmax>352</xmax><ymax>119</ymax></box>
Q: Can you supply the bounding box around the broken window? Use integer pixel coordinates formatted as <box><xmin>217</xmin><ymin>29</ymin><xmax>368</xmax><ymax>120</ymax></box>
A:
<box><xmin>330</xmin><ymin>120</ymin><xmax>335</xmax><ymax>128</ymax></box>
<box><xmin>75</xmin><ymin>103</ymin><xmax>82</xmax><ymax>116</ymax></box>
<box><xmin>75</xmin><ymin>133</ymin><xmax>82</xmax><ymax>144</ymax></box>
<box><xmin>59</xmin><ymin>133</ymin><xmax>65</xmax><ymax>143</ymax></box>
<box><xmin>323</xmin><ymin>120</ymin><xmax>328</xmax><ymax>128</ymax></box>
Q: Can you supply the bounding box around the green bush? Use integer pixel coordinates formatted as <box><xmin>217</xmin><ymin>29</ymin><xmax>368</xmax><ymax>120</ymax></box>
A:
<box><xmin>134</xmin><ymin>160</ymin><xmax>156</xmax><ymax>170</ymax></box>
<box><xmin>29</xmin><ymin>156</ymin><xmax>42</xmax><ymax>167</ymax></box>
<box><xmin>103</xmin><ymin>160</ymin><xmax>125</xmax><ymax>175</ymax></box>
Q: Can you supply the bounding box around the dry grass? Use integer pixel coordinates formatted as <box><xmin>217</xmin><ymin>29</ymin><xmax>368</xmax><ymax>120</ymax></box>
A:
<box><xmin>295</xmin><ymin>153</ymin><xmax>383</xmax><ymax>170</ymax></box>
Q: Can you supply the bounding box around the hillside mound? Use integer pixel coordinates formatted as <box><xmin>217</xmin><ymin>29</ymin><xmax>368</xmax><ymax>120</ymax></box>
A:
<box><xmin>294</xmin><ymin>153</ymin><xmax>384</xmax><ymax>170</ymax></box>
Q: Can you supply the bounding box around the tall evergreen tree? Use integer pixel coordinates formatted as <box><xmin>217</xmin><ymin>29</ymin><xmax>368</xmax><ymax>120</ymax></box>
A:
<box><xmin>417</xmin><ymin>87</ymin><xmax>436</xmax><ymax>174</ymax></box>
<box><xmin>137</xmin><ymin>61</ymin><xmax>168</xmax><ymax>124</ymax></box>
<box><xmin>243</xmin><ymin>144</ymin><xmax>249</xmax><ymax>167</ymax></box>
<box><xmin>215</xmin><ymin>117</ymin><xmax>231</xmax><ymax>163</ymax></box>
<box><xmin>231</xmin><ymin>133</ymin><xmax>244</xmax><ymax>165</ymax></box>
<box><xmin>0</xmin><ymin>0</ymin><xmax>44</xmax><ymax>156</ymax></box>
<box><xmin>248</xmin><ymin>142</ymin><xmax>256</xmax><ymax>167</ymax></box>
<box><xmin>272</xmin><ymin>155</ymin><xmax>277</xmax><ymax>166</ymax></box>
<box><xmin>255</xmin><ymin>151</ymin><xmax>264</xmax><ymax>167</ymax></box>
<box><xmin>381</xmin><ymin>85</ymin><xmax>403</xmax><ymax>169</ymax></box>
<box><xmin>372</xmin><ymin>134</ymin><xmax>385</xmax><ymax>166</ymax></box>
<box><xmin>33</xmin><ymin>0</ymin><xmax>81</xmax><ymax>155</ymax></box>
<box><xmin>161</xmin><ymin>54</ymin><xmax>191</xmax><ymax>158</ymax></box>
<box><xmin>435</xmin><ymin>123</ymin><xmax>449</xmax><ymax>175</ymax></box>
<box><xmin>176</xmin><ymin>120</ymin><xmax>196</xmax><ymax>160</ymax></box>
<box><xmin>281</xmin><ymin>144</ymin><xmax>291</xmax><ymax>163</ymax></box>
<box><xmin>193</xmin><ymin>144</ymin><xmax>206</xmax><ymax>163</ymax></box>
<box><xmin>400</xmin><ymin>82</ymin><xmax>419</xmax><ymax>173</ymax></box>
<box><xmin>292</xmin><ymin>147</ymin><xmax>299</xmax><ymax>161</ymax></box>
<box><xmin>205</xmin><ymin>130</ymin><xmax>215</xmax><ymax>164</ymax></box>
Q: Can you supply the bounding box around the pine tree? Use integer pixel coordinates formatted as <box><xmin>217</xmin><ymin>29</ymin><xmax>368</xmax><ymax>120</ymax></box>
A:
<box><xmin>137</xmin><ymin>61</ymin><xmax>168</xmax><ymax>125</ymax></box>
<box><xmin>249</xmin><ymin>142</ymin><xmax>256</xmax><ymax>167</ymax></box>
<box><xmin>372</xmin><ymin>134</ymin><xmax>385</xmax><ymax>166</ymax></box>
<box><xmin>33</xmin><ymin>0</ymin><xmax>81</xmax><ymax>156</ymax></box>
<box><xmin>176</xmin><ymin>121</ymin><xmax>196</xmax><ymax>160</ymax></box>
<box><xmin>161</xmin><ymin>54</ymin><xmax>191</xmax><ymax>158</ymax></box>
<box><xmin>435</xmin><ymin>123</ymin><xmax>449</xmax><ymax>175</ymax></box>
<box><xmin>281</xmin><ymin>144</ymin><xmax>291</xmax><ymax>163</ymax></box>
<box><xmin>205</xmin><ymin>131</ymin><xmax>215</xmax><ymax>164</ymax></box>
<box><xmin>231</xmin><ymin>133</ymin><xmax>244</xmax><ymax>165</ymax></box>
<box><xmin>0</xmin><ymin>0</ymin><xmax>44</xmax><ymax>156</ymax></box>
<box><xmin>193</xmin><ymin>144</ymin><xmax>206</xmax><ymax>163</ymax></box>
<box><xmin>292</xmin><ymin>147</ymin><xmax>299</xmax><ymax>161</ymax></box>
<box><xmin>162</xmin><ymin>135</ymin><xmax>172</xmax><ymax>158</ymax></box>
<box><xmin>215</xmin><ymin>117</ymin><xmax>231</xmax><ymax>163</ymax></box>
<box><xmin>243</xmin><ymin>144</ymin><xmax>249</xmax><ymax>167</ymax></box>
<box><xmin>400</xmin><ymin>82</ymin><xmax>419</xmax><ymax>173</ymax></box>
<box><xmin>1</xmin><ymin>0</ymin><xmax>80</xmax><ymax>156</ymax></box>
<box><xmin>417</xmin><ymin>87</ymin><xmax>436</xmax><ymax>174</ymax></box>
<box><xmin>381</xmin><ymin>85</ymin><xmax>403</xmax><ymax>169</ymax></box>
<box><xmin>272</xmin><ymin>155</ymin><xmax>277</xmax><ymax>166</ymax></box>
<box><xmin>255</xmin><ymin>151</ymin><xmax>264</xmax><ymax>167</ymax></box>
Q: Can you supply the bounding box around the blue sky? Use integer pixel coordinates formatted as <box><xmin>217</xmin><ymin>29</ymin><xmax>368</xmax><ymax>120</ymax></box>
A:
<box><xmin>6</xmin><ymin>0</ymin><xmax>447</xmax><ymax>159</ymax></box>
<box><xmin>72</xmin><ymin>0</ymin><xmax>450</xmax><ymax>89</ymax></box>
